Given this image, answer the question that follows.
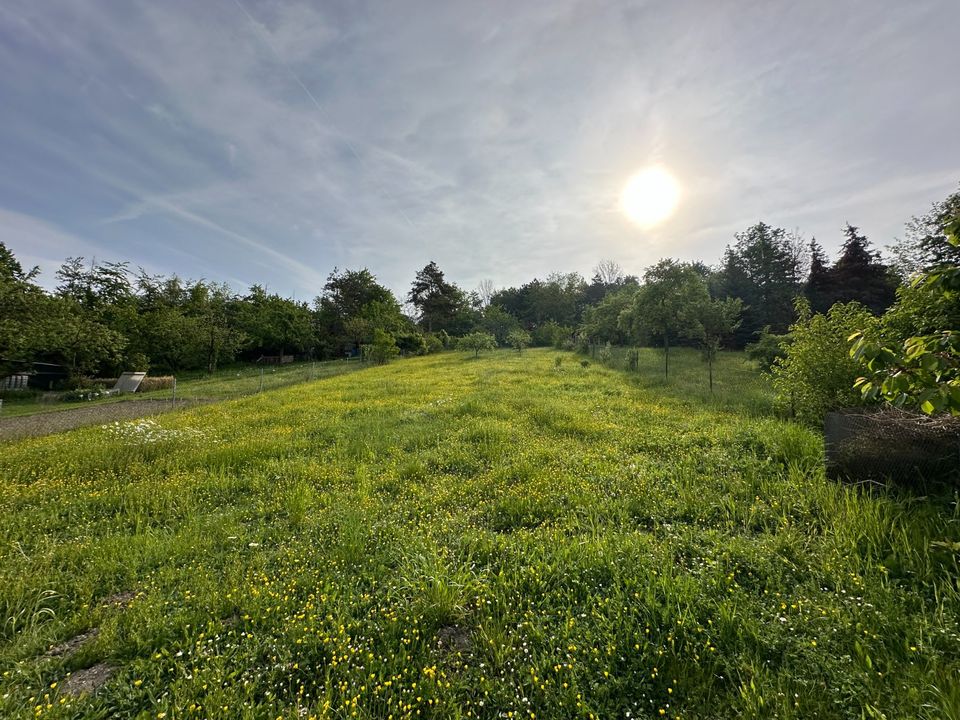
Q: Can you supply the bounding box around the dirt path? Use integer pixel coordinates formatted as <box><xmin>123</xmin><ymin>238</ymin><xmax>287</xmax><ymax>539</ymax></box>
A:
<box><xmin>0</xmin><ymin>399</ymin><xmax>210</xmax><ymax>442</ymax></box>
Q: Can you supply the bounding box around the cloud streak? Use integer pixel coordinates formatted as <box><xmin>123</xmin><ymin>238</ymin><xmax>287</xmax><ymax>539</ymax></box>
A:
<box><xmin>1</xmin><ymin>0</ymin><xmax>958</xmax><ymax>298</ymax></box>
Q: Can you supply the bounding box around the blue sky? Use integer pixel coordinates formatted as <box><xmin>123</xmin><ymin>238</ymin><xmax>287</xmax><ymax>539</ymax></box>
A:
<box><xmin>1</xmin><ymin>0</ymin><xmax>958</xmax><ymax>299</ymax></box>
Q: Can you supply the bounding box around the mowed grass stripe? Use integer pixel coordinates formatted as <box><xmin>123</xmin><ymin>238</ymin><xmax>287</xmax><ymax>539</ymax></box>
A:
<box><xmin>0</xmin><ymin>348</ymin><xmax>958</xmax><ymax>719</ymax></box>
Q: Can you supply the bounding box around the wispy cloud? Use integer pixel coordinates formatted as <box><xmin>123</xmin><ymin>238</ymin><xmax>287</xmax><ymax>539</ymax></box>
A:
<box><xmin>1</xmin><ymin>0</ymin><xmax>958</xmax><ymax>298</ymax></box>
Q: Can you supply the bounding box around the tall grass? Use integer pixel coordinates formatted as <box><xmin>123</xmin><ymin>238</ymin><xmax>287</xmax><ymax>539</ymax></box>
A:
<box><xmin>0</xmin><ymin>349</ymin><xmax>957</xmax><ymax>718</ymax></box>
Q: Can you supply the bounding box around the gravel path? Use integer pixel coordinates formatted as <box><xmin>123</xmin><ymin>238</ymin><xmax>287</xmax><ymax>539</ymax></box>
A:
<box><xmin>0</xmin><ymin>400</ymin><xmax>210</xmax><ymax>442</ymax></box>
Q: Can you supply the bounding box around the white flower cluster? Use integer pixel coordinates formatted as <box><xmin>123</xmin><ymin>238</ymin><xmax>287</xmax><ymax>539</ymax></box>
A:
<box><xmin>101</xmin><ymin>418</ymin><xmax>207</xmax><ymax>444</ymax></box>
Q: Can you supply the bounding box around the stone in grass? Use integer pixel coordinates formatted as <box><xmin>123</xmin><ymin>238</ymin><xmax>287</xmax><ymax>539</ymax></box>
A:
<box><xmin>435</xmin><ymin>624</ymin><xmax>472</xmax><ymax>654</ymax></box>
<box><xmin>62</xmin><ymin>663</ymin><xmax>115</xmax><ymax>697</ymax></box>
<box><xmin>100</xmin><ymin>590</ymin><xmax>137</xmax><ymax>608</ymax></box>
<box><xmin>44</xmin><ymin>628</ymin><xmax>100</xmax><ymax>658</ymax></box>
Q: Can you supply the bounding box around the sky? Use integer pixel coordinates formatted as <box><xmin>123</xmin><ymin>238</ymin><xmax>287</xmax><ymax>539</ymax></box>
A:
<box><xmin>1</xmin><ymin>0</ymin><xmax>959</xmax><ymax>300</ymax></box>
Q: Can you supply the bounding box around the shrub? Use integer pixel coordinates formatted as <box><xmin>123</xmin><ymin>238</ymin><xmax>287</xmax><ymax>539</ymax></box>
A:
<box><xmin>746</xmin><ymin>327</ymin><xmax>789</xmax><ymax>371</ymax></box>
<box><xmin>849</xmin><ymin>219</ymin><xmax>960</xmax><ymax>416</ymax></box>
<box><xmin>772</xmin><ymin>299</ymin><xmax>878</xmax><ymax>424</ymax></box>
<box><xmin>395</xmin><ymin>332</ymin><xmax>428</xmax><ymax>356</ymax></box>
<box><xmin>362</xmin><ymin>329</ymin><xmax>400</xmax><ymax>365</ymax></box>
<box><xmin>60</xmin><ymin>387</ymin><xmax>109</xmax><ymax>402</ymax></box>
<box><xmin>532</xmin><ymin>321</ymin><xmax>571</xmax><ymax>349</ymax></box>
<box><xmin>598</xmin><ymin>342</ymin><xmax>612</xmax><ymax>364</ymax></box>
<box><xmin>126</xmin><ymin>352</ymin><xmax>150</xmax><ymax>372</ymax></box>
<box><xmin>506</xmin><ymin>329</ymin><xmax>532</xmax><ymax>354</ymax></box>
<box><xmin>424</xmin><ymin>333</ymin><xmax>445</xmax><ymax>354</ymax></box>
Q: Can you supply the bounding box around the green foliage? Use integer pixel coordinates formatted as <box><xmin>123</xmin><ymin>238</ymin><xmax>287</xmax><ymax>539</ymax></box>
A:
<box><xmin>492</xmin><ymin>272</ymin><xmax>587</xmax><ymax>329</ymax></box>
<box><xmin>531</xmin><ymin>320</ymin><xmax>570</xmax><ymax>348</ymax></box>
<box><xmin>716</xmin><ymin>222</ymin><xmax>803</xmax><ymax>345</ymax></box>
<box><xmin>314</xmin><ymin>268</ymin><xmax>405</xmax><ymax>358</ymax></box>
<box><xmin>695</xmin><ymin>297</ymin><xmax>744</xmax><ymax>391</ymax></box>
<box><xmin>772</xmin><ymin>299</ymin><xmax>878</xmax><ymax>424</ymax></box>
<box><xmin>826</xmin><ymin>224</ymin><xmax>898</xmax><ymax>314</ymax></box>
<box><xmin>505</xmin><ymin>328</ymin><xmax>531</xmax><ymax>353</ymax></box>
<box><xmin>850</xmin><ymin>219</ymin><xmax>960</xmax><ymax>415</ymax></box>
<box><xmin>408</xmin><ymin>261</ymin><xmax>476</xmax><ymax>334</ymax></box>
<box><xmin>851</xmin><ymin>332</ymin><xmax>960</xmax><ymax>415</ymax></box>
<box><xmin>887</xmin><ymin>185</ymin><xmax>960</xmax><ymax>277</ymax></box>
<box><xmin>59</xmin><ymin>387</ymin><xmax>110</xmax><ymax>402</ymax></box>
<box><xmin>362</xmin><ymin>329</ymin><xmax>401</xmax><ymax>365</ymax></box>
<box><xmin>597</xmin><ymin>341</ymin><xmax>612</xmax><ymax>364</ymax></box>
<box><xmin>745</xmin><ymin>327</ymin><xmax>789</xmax><ymax>371</ymax></box>
<box><xmin>619</xmin><ymin>259</ymin><xmax>710</xmax><ymax>378</ymax></box>
<box><xmin>0</xmin><ymin>243</ymin><xmax>45</xmax><ymax>376</ymax></box>
<box><xmin>457</xmin><ymin>331</ymin><xmax>497</xmax><ymax>357</ymax></box>
<box><xmin>578</xmin><ymin>285</ymin><xmax>636</xmax><ymax>345</ymax></box>
<box><xmin>423</xmin><ymin>333</ymin><xmax>445</xmax><ymax>354</ymax></box>
<box><xmin>479</xmin><ymin>304</ymin><xmax>521</xmax><ymax>345</ymax></box>
<box><xmin>394</xmin><ymin>331</ymin><xmax>428</xmax><ymax>356</ymax></box>
<box><xmin>236</xmin><ymin>285</ymin><xmax>314</xmax><ymax>357</ymax></box>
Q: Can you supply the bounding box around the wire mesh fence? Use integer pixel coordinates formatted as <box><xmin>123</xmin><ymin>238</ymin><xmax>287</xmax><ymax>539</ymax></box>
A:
<box><xmin>824</xmin><ymin>408</ymin><xmax>960</xmax><ymax>485</ymax></box>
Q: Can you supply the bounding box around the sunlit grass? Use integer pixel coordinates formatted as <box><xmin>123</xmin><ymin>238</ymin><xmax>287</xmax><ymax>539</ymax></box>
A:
<box><xmin>0</xmin><ymin>359</ymin><xmax>360</xmax><ymax>418</ymax></box>
<box><xmin>0</xmin><ymin>348</ymin><xmax>957</xmax><ymax>718</ymax></box>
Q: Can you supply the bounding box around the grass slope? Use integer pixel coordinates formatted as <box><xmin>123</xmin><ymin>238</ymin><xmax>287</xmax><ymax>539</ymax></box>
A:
<box><xmin>1</xmin><ymin>360</ymin><xmax>359</xmax><ymax>419</ymax></box>
<box><xmin>0</xmin><ymin>349</ymin><xmax>958</xmax><ymax>719</ymax></box>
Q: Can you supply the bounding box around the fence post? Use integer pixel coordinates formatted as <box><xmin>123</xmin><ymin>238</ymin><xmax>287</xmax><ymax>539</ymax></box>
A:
<box><xmin>172</xmin><ymin>377</ymin><xmax>177</xmax><ymax>404</ymax></box>
<box><xmin>259</xmin><ymin>368</ymin><xmax>264</xmax><ymax>393</ymax></box>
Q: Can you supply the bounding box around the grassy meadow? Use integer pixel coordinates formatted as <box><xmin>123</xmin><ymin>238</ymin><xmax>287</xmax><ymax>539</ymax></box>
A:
<box><xmin>1</xmin><ymin>348</ymin><xmax>958</xmax><ymax>719</ymax></box>
<box><xmin>0</xmin><ymin>360</ymin><xmax>360</xmax><ymax>418</ymax></box>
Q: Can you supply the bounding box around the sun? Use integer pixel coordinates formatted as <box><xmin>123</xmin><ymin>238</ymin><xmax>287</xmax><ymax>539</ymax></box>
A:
<box><xmin>620</xmin><ymin>166</ymin><xmax>681</xmax><ymax>228</ymax></box>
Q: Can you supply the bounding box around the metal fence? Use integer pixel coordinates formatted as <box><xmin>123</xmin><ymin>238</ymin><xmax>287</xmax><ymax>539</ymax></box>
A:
<box><xmin>824</xmin><ymin>408</ymin><xmax>960</xmax><ymax>485</ymax></box>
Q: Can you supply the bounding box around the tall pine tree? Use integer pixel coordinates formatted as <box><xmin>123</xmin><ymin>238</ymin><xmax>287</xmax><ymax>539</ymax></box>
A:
<box><xmin>828</xmin><ymin>224</ymin><xmax>897</xmax><ymax>314</ymax></box>
<box><xmin>805</xmin><ymin>238</ymin><xmax>833</xmax><ymax>313</ymax></box>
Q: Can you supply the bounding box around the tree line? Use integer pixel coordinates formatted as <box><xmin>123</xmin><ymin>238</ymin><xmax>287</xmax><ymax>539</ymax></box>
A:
<box><xmin>1</xmin><ymin>186</ymin><xmax>957</xmax><ymax>385</ymax></box>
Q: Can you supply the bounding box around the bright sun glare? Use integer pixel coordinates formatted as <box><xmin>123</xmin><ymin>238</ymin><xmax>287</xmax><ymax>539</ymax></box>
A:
<box><xmin>620</xmin><ymin>166</ymin><xmax>681</xmax><ymax>228</ymax></box>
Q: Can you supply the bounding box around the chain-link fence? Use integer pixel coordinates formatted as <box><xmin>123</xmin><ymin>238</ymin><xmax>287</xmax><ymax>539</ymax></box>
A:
<box><xmin>824</xmin><ymin>408</ymin><xmax>960</xmax><ymax>485</ymax></box>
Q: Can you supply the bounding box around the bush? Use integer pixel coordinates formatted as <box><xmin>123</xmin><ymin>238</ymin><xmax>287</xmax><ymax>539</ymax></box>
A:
<box><xmin>506</xmin><ymin>329</ymin><xmax>532</xmax><ymax>353</ymax></box>
<box><xmin>598</xmin><ymin>342</ymin><xmax>612</xmax><ymax>364</ymax></box>
<box><xmin>395</xmin><ymin>332</ymin><xmax>428</xmax><ymax>356</ymax></box>
<box><xmin>745</xmin><ymin>327</ymin><xmax>789</xmax><ymax>371</ymax></box>
<box><xmin>532</xmin><ymin>321</ymin><xmax>571</xmax><ymax>349</ymax></box>
<box><xmin>849</xmin><ymin>222</ymin><xmax>960</xmax><ymax>416</ymax></box>
<box><xmin>0</xmin><ymin>388</ymin><xmax>42</xmax><ymax>401</ymax></box>
<box><xmin>423</xmin><ymin>333</ymin><xmax>445</xmax><ymax>354</ymax></box>
<box><xmin>60</xmin><ymin>387</ymin><xmax>110</xmax><ymax>402</ymax></box>
<box><xmin>772</xmin><ymin>299</ymin><xmax>878</xmax><ymax>424</ymax></box>
<box><xmin>362</xmin><ymin>330</ymin><xmax>400</xmax><ymax>365</ymax></box>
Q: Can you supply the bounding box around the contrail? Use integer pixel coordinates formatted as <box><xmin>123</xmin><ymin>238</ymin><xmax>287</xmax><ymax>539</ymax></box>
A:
<box><xmin>230</xmin><ymin>0</ymin><xmax>420</xmax><ymax>233</ymax></box>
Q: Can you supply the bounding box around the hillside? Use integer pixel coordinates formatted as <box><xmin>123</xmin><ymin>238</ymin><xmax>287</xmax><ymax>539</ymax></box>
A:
<box><xmin>1</xmin><ymin>349</ymin><xmax>957</xmax><ymax>719</ymax></box>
